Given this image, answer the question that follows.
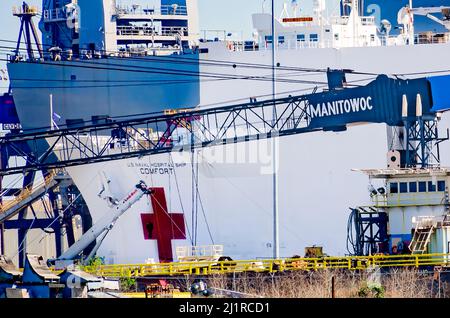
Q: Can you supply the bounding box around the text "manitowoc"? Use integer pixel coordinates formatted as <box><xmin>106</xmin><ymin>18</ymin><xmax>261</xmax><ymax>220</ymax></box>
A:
<box><xmin>309</xmin><ymin>96</ymin><xmax>373</xmax><ymax>119</ymax></box>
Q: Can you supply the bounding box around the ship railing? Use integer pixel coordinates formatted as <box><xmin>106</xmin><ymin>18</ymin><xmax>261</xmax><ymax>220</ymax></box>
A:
<box><xmin>371</xmin><ymin>192</ymin><xmax>447</xmax><ymax>208</ymax></box>
<box><xmin>42</xmin><ymin>8</ymin><xmax>69</xmax><ymax>22</ymax></box>
<box><xmin>81</xmin><ymin>253</ymin><xmax>450</xmax><ymax>278</ymax></box>
<box><xmin>330</xmin><ymin>15</ymin><xmax>375</xmax><ymax>26</ymax></box>
<box><xmin>248</xmin><ymin>32</ymin><xmax>450</xmax><ymax>51</ymax></box>
<box><xmin>259</xmin><ymin>39</ymin><xmax>333</xmax><ymax>51</ymax></box>
<box><xmin>7</xmin><ymin>53</ymin><xmax>31</xmax><ymax>63</ymax></box>
<box><xmin>116</xmin><ymin>26</ymin><xmax>189</xmax><ymax>37</ymax></box>
<box><xmin>412</xmin><ymin>215</ymin><xmax>445</xmax><ymax>229</ymax></box>
<box><xmin>176</xmin><ymin>245</ymin><xmax>224</xmax><ymax>260</ymax></box>
<box><xmin>414</xmin><ymin>32</ymin><xmax>450</xmax><ymax>45</ymax></box>
<box><xmin>213</xmin><ymin>39</ymin><xmax>333</xmax><ymax>52</ymax></box>
<box><xmin>12</xmin><ymin>5</ymin><xmax>39</xmax><ymax>16</ymax></box>
<box><xmin>114</xmin><ymin>46</ymin><xmax>184</xmax><ymax>57</ymax></box>
<box><xmin>330</xmin><ymin>16</ymin><xmax>350</xmax><ymax>25</ymax></box>
<box><xmin>115</xmin><ymin>5</ymin><xmax>188</xmax><ymax>17</ymax></box>
<box><xmin>380</xmin><ymin>32</ymin><xmax>450</xmax><ymax>46</ymax></box>
<box><xmin>0</xmin><ymin>170</ymin><xmax>57</xmax><ymax>214</ymax></box>
<box><xmin>360</xmin><ymin>16</ymin><xmax>376</xmax><ymax>26</ymax></box>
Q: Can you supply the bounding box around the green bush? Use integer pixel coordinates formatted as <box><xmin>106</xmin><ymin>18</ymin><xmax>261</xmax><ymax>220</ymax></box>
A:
<box><xmin>120</xmin><ymin>277</ymin><xmax>137</xmax><ymax>292</ymax></box>
<box><xmin>358</xmin><ymin>282</ymin><xmax>385</xmax><ymax>298</ymax></box>
<box><xmin>86</xmin><ymin>256</ymin><xmax>105</xmax><ymax>267</ymax></box>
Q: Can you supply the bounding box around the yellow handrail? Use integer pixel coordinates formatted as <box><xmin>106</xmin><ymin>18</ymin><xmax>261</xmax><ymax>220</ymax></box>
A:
<box><xmin>81</xmin><ymin>253</ymin><xmax>450</xmax><ymax>278</ymax></box>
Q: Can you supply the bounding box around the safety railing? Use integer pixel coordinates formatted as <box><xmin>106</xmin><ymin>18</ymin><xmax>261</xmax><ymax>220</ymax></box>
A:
<box><xmin>12</xmin><ymin>5</ymin><xmax>39</xmax><ymax>16</ymax></box>
<box><xmin>116</xmin><ymin>26</ymin><xmax>188</xmax><ymax>37</ymax></box>
<box><xmin>116</xmin><ymin>5</ymin><xmax>188</xmax><ymax>17</ymax></box>
<box><xmin>379</xmin><ymin>33</ymin><xmax>450</xmax><ymax>46</ymax></box>
<box><xmin>329</xmin><ymin>16</ymin><xmax>375</xmax><ymax>26</ymax></box>
<box><xmin>42</xmin><ymin>8</ymin><xmax>69</xmax><ymax>22</ymax></box>
<box><xmin>371</xmin><ymin>192</ymin><xmax>447</xmax><ymax>208</ymax></box>
<box><xmin>82</xmin><ymin>253</ymin><xmax>450</xmax><ymax>278</ymax></box>
<box><xmin>0</xmin><ymin>171</ymin><xmax>56</xmax><ymax>214</ymax></box>
<box><xmin>176</xmin><ymin>245</ymin><xmax>224</xmax><ymax>261</ymax></box>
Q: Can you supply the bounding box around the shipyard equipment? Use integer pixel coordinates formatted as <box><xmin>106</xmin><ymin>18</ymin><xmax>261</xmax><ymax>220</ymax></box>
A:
<box><xmin>348</xmin><ymin>168</ymin><xmax>450</xmax><ymax>257</ymax></box>
<box><xmin>54</xmin><ymin>181</ymin><xmax>153</xmax><ymax>263</ymax></box>
<box><xmin>1</xmin><ymin>252</ymin><xmax>102</xmax><ymax>298</ymax></box>
<box><xmin>0</xmin><ymin>253</ymin><xmax>63</xmax><ymax>298</ymax></box>
<box><xmin>2</xmin><ymin>70</ymin><xmax>450</xmax><ymax>263</ymax></box>
<box><xmin>0</xmin><ymin>3</ymin><xmax>92</xmax><ymax>267</ymax></box>
<box><xmin>1</xmin><ymin>73</ymin><xmax>450</xmax><ymax>175</ymax></box>
<box><xmin>410</xmin><ymin>6</ymin><xmax>450</xmax><ymax>31</ymax></box>
<box><xmin>3</xmin><ymin>0</ymin><xmax>450</xmax><ymax>265</ymax></box>
<box><xmin>3</xmin><ymin>3</ymin><xmax>450</xmax><ymax>262</ymax></box>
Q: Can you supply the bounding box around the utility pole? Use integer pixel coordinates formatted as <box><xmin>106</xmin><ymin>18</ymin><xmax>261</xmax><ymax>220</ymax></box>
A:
<box><xmin>271</xmin><ymin>0</ymin><xmax>280</xmax><ymax>260</ymax></box>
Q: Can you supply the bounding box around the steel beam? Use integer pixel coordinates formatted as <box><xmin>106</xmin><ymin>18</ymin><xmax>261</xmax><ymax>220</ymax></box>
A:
<box><xmin>0</xmin><ymin>93</ymin><xmax>313</xmax><ymax>176</ymax></box>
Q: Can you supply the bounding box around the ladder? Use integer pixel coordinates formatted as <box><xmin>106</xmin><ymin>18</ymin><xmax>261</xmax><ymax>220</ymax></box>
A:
<box><xmin>443</xmin><ymin>188</ymin><xmax>450</xmax><ymax>226</ymax></box>
<box><xmin>409</xmin><ymin>228</ymin><xmax>434</xmax><ymax>254</ymax></box>
<box><xmin>409</xmin><ymin>217</ymin><xmax>436</xmax><ymax>254</ymax></box>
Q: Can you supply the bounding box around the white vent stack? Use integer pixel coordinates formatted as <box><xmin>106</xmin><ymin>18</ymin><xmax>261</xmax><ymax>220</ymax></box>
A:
<box><xmin>402</xmin><ymin>94</ymin><xmax>408</xmax><ymax>118</ymax></box>
<box><xmin>416</xmin><ymin>94</ymin><xmax>423</xmax><ymax>117</ymax></box>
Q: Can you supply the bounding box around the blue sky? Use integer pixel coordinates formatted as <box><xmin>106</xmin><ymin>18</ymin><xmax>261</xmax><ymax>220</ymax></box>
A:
<box><xmin>0</xmin><ymin>1</ymin><xmax>339</xmax><ymax>40</ymax></box>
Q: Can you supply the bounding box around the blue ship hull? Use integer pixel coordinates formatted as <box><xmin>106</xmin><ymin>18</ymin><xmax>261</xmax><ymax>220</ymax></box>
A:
<box><xmin>7</xmin><ymin>54</ymin><xmax>200</xmax><ymax>130</ymax></box>
<box><xmin>0</xmin><ymin>93</ymin><xmax>20</xmax><ymax>130</ymax></box>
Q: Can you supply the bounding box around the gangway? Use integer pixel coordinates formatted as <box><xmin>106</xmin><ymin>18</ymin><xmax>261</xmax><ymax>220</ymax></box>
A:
<box><xmin>409</xmin><ymin>216</ymin><xmax>440</xmax><ymax>254</ymax></box>
<box><xmin>0</xmin><ymin>171</ymin><xmax>71</xmax><ymax>224</ymax></box>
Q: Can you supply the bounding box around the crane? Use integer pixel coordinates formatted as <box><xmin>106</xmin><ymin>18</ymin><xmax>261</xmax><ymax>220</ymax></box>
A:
<box><xmin>53</xmin><ymin>180</ymin><xmax>152</xmax><ymax>264</ymax></box>
<box><xmin>1</xmin><ymin>72</ymin><xmax>450</xmax><ymax>176</ymax></box>
<box><xmin>2</xmin><ymin>70</ymin><xmax>450</xmax><ymax>265</ymax></box>
<box><xmin>410</xmin><ymin>6</ymin><xmax>450</xmax><ymax>31</ymax></box>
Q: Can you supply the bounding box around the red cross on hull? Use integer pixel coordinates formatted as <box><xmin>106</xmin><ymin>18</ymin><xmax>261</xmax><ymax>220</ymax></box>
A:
<box><xmin>140</xmin><ymin>188</ymin><xmax>186</xmax><ymax>262</ymax></box>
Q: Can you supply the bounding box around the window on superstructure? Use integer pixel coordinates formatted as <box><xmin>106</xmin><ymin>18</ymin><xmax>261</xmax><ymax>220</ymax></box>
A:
<box><xmin>265</xmin><ymin>36</ymin><xmax>273</xmax><ymax>44</ymax></box>
<box><xmin>278</xmin><ymin>36</ymin><xmax>285</xmax><ymax>44</ymax></box>
<box><xmin>297</xmin><ymin>34</ymin><xmax>305</xmax><ymax>42</ymax></box>
<box><xmin>400</xmin><ymin>182</ymin><xmax>408</xmax><ymax>193</ymax></box>
<box><xmin>428</xmin><ymin>181</ymin><xmax>436</xmax><ymax>192</ymax></box>
<box><xmin>390</xmin><ymin>183</ymin><xmax>398</xmax><ymax>194</ymax></box>
<box><xmin>409</xmin><ymin>182</ymin><xmax>417</xmax><ymax>193</ymax></box>
<box><xmin>334</xmin><ymin>34</ymin><xmax>339</xmax><ymax>41</ymax></box>
<box><xmin>438</xmin><ymin>180</ymin><xmax>446</xmax><ymax>192</ymax></box>
<box><xmin>419</xmin><ymin>182</ymin><xmax>427</xmax><ymax>192</ymax></box>
<box><xmin>310</xmin><ymin>34</ymin><xmax>319</xmax><ymax>42</ymax></box>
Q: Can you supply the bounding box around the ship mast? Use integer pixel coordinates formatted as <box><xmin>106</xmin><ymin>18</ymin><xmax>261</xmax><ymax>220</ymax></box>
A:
<box><xmin>12</xmin><ymin>2</ymin><xmax>43</xmax><ymax>60</ymax></box>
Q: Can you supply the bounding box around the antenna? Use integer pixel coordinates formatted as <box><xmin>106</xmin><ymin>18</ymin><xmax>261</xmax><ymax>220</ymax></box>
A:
<box><xmin>291</xmin><ymin>0</ymin><xmax>299</xmax><ymax>18</ymax></box>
